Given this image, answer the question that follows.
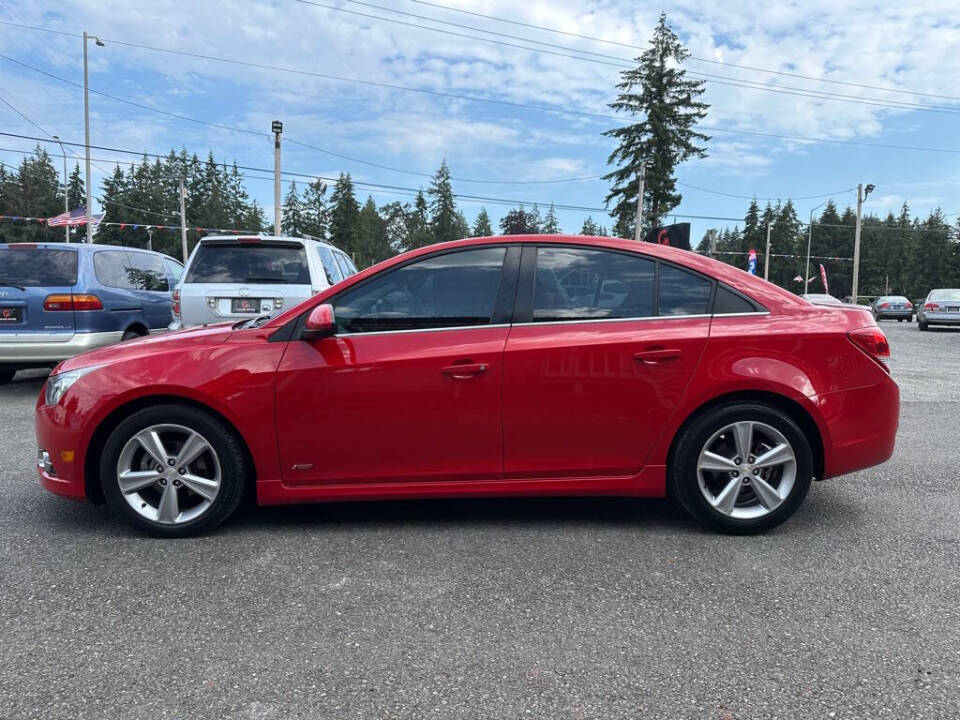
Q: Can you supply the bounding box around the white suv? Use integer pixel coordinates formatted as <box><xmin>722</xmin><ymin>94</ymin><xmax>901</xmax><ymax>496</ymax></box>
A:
<box><xmin>172</xmin><ymin>235</ymin><xmax>357</xmax><ymax>329</ymax></box>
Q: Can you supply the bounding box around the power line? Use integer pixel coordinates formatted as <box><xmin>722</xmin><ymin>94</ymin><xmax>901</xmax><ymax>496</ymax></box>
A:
<box><xmin>3</xmin><ymin>19</ymin><xmax>960</xmax><ymax>156</ymax></box>
<box><xmin>405</xmin><ymin>0</ymin><xmax>960</xmax><ymax>103</ymax></box>
<box><xmin>677</xmin><ymin>181</ymin><xmax>856</xmax><ymax>202</ymax></box>
<box><xmin>298</xmin><ymin>0</ymin><xmax>960</xmax><ymax>116</ymax></box>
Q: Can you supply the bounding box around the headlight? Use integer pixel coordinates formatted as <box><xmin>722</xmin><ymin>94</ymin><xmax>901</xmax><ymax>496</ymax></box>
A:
<box><xmin>44</xmin><ymin>365</ymin><xmax>102</xmax><ymax>406</ymax></box>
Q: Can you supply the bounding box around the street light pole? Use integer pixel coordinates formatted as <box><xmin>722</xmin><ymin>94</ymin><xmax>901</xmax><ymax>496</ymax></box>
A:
<box><xmin>851</xmin><ymin>182</ymin><xmax>875</xmax><ymax>303</ymax></box>
<box><xmin>633</xmin><ymin>160</ymin><xmax>646</xmax><ymax>241</ymax></box>
<box><xmin>272</xmin><ymin>120</ymin><xmax>283</xmax><ymax>236</ymax></box>
<box><xmin>53</xmin><ymin>135</ymin><xmax>69</xmax><ymax>243</ymax></box>
<box><xmin>82</xmin><ymin>31</ymin><xmax>104</xmax><ymax>244</ymax></box>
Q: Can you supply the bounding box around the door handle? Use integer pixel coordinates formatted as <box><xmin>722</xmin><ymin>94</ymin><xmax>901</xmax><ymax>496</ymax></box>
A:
<box><xmin>441</xmin><ymin>362</ymin><xmax>488</xmax><ymax>378</ymax></box>
<box><xmin>634</xmin><ymin>348</ymin><xmax>681</xmax><ymax>364</ymax></box>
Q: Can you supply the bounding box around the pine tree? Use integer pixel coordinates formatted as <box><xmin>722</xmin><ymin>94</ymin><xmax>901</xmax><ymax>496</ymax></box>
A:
<box><xmin>328</xmin><ymin>173</ymin><xmax>361</xmax><ymax>256</ymax></box>
<box><xmin>500</xmin><ymin>205</ymin><xmax>536</xmax><ymax>235</ymax></box>
<box><xmin>581</xmin><ymin>216</ymin><xmax>601</xmax><ymax>235</ymax></box>
<box><xmin>405</xmin><ymin>190</ymin><xmax>433</xmax><ymax>249</ymax></box>
<box><xmin>302</xmin><ymin>178</ymin><xmax>328</xmax><ymax>239</ymax></box>
<box><xmin>282</xmin><ymin>181</ymin><xmax>306</xmax><ymax>236</ymax></box>
<box><xmin>472</xmin><ymin>207</ymin><xmax>493</xmax><ymax>237</ymax></box>
<box><xmin>66</xmin><ymin>163</ymin><xmax>85</xmax><ymax>211</ymax></box>
<box><xmin>428</xmin><ymin>160</ymin><xmax>458</xmax><ymax>244</ymax></box>
<box><xmin>356</xmin><ymin>196</ymin><xmax>392</xmax><ymax>268</ymax></box>
<box><xmin>527</xmin><ymin>204</ymin><xmax>543</xmax><ymax>234</ymax></box>
<box><xmin>542</xmin><ymin>203</ymin><xmax>561</xmax><ymax>234</ymax></box>
<box><xmin>379</xmin><ymin>201</ymin><xmax>410</xmax><ymax>252</ymax></box>
<box><xmin>603</xmin><ymin>12</ymin><xmax>709</xmax><ymax>237</ymax></box>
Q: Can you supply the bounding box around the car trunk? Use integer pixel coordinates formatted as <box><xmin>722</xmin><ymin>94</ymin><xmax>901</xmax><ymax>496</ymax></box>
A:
<box><xmin>0</xmin><ymin>246</ymin><xmax>78</xmax><ymax>342</ymax></box>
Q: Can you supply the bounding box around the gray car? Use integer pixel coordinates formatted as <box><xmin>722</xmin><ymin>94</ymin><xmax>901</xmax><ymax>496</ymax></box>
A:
<box><xmin>172</xmin><ymin>235</ymin><xmax>357</xmax><ymax>329</ymax></box>
<box><xmin>871</xmin><ymin>295</ymin><xmax>914</xmax><ymax>322</ymax></box>
<box><xmin>917</xmin><ymin>288</ymin><xmax>960</xmax><ymax>331</ymax></box>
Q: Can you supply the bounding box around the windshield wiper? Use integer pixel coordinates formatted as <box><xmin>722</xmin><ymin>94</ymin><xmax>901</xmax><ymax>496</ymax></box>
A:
<box><xmin>0</xmin><ymin>279</ymin><xmax>27</xmax><ymax>291</ymax></box>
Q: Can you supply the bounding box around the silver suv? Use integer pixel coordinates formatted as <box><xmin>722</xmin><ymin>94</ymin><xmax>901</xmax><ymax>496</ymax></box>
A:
<box><xmin>172</xmin><ymin>235</ymin><xmax>357</xmax><ymax>329</ymax></box>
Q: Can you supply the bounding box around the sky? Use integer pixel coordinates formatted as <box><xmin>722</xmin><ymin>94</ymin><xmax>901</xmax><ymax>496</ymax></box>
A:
<box><xmin>1</xmin><ymin>0</ymin><xmax>960</xmax><ymax>247</ymax></box>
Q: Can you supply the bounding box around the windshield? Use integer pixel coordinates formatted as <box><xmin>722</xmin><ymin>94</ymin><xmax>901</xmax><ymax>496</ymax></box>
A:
<box><xmin>0</xmin><ymin>247</ymin><xmax>78</xmax><ymax>286</ymax></box>
<box><xmin>929</xmin><ymin>289</ymin><xmax>960</xmax><ymax>302</ymax></box>
<box><xmin>185</xmin><ymin>242</ymin><xmax>309</xmax><ymax>284</ymax></box>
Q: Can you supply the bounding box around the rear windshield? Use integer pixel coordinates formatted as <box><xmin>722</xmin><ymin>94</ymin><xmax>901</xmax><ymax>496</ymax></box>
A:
<box><xmin>0</xmin><ymin>247</ymin><xmax>78</xmax><ymax>286</ymax></box>
<box><xmin>930</xmin><ymin>289</ymin><xmax>960</xmax><ymax>302</ymax></box>
<box><xmin>184</xmin><ymin>242</ymin><xmax>310</xmax><ymax>284</ymax></box>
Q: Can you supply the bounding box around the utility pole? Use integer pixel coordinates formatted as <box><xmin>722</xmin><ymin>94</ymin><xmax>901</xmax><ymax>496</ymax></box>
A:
<box><xmin>708</xmin><ymin>228</ymin><xmax>717</xmax><ymax>257</ymax></box>
<box><xmin>764</xmin><ymin>223</ymin><xmax>772</xmax><ymax>281</ymax></box>
<box><xmin>82</xmin><ymin>31</ymin><xmax>103</xmax><ymax>243</ymax></box>
<box><xmin>851</xmin><ymin>182</ymin><xmax>874</xmax><ymax>303</ymax></box>
<box><xmin>146</xmin><ymin>228</ymin><xmax>154</xmax><ymax>252</ymax></box>
<box><xmin>53</xmin><ymin>136</ymin><xmax>69</xmax><ymax>243</ymax></box>
<box><xmin>179</xmin><ymin>178</ymin><xmax>189</xmax><ymax>263</ymax></box>
<box><xmin>272</xmin><ymin>120</ymin><xmax>283</xmax><ymax>236</ymax></box>
<box><xmin>633</xmin><ymin>160</ymin><xmax>646</xmax><ymax>241</ymax></box>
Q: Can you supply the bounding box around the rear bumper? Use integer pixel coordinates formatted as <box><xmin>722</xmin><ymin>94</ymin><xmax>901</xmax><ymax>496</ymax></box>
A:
<box><xmin>820</xmin><ymin>376</ymin><xmax>900</xmax><ymax>479</ymax></box>
<box><xmin>0</xmin><ymin>331</ymin><xmax>123</xmax><ymax>365</ymax></box>
<box><xmin>921</xmin><ymin>313</ymin><xmax>960</xmax><ymax>325</ymax></box>
<box><xmin>875</xmin><ymin>311</ymin><xmax>912</xmax><ymax>319</ymax></box>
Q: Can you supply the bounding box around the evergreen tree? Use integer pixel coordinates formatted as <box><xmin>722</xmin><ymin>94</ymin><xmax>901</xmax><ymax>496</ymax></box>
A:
<box><xmin>379</xmin><ymin>201</ymin><xmax>410</xmax><ymax>252</ymax></box>
<box><xmin>356</xmin><ymin>196</ymin><xmax>392</xmax><ymax>268</ymax></box>
<box><xmin>581</xmin><ymin>216</ymin><xmax>601</xmax><ymax>235</ymax></box>
<box><xmin>527</xmin><ymin>204</ymin><xmax>543</xmax><ymax>234</ymax></box>
<box><xmin>328</xmin><ymin>173</ymin><xmax>361</xmax><ymax>256</ymax></box>
<box><xmin>499</xmin><ymin>205</ymin><xmax>536</xmax><ymax>235</ymax></box>
<box><xmin>66</xmin><ymin>163</ymin><xmax>85</xmax><ymax>210</ymax></box>
<box><xmin>428</xmin><ymin>160</ymin><xmax>458</xmax><ymax>243</ymax></box>
<box><xmin>472</xmin><ymin>207</ymin><xmax>493</xmax><ymax>237</ymax></box>
<box><xmin>542</xmin><ymin>203</ymin><xmax>561</xmax><ymax>234</ymax></box>
<box><xmin>282</xmin><ymin>181</ymin><xmax>306</xmax><ymax>236</ymax></box>
<box><xmin>405</xmin><ymin>190</ymin><xmax>433</xmax><ymax>249</ymax></box>
<box><xmin>603</xmin><ymin>12</ymin><xmax>709</xmax><ymax>238</ymax></box>
<box><xmin>302</xmin><ymin>178</ymin><xmax>328</xmax><ymax>239</ymax></box>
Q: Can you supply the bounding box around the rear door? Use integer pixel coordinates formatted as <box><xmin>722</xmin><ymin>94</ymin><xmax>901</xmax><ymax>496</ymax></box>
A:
<box><xmin>0</xmin><ymin>244</ymin><xmax>79</xmax><ymax>343</ymax></box>
<box><xmin>180</xmin><ymin>239</ymin><xmax>312</xmax><ymax>326</ymax></box>
<box><xmin>501</xmin><ymin>246</ymin><xmax>712</xmax><ymax>478</ymax></box>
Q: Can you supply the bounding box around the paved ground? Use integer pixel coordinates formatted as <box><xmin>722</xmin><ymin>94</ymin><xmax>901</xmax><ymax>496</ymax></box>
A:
<box><xmin>1</xmin><ymin>321</ymin><xmax>958</xmax><ymax>719</ymax></box>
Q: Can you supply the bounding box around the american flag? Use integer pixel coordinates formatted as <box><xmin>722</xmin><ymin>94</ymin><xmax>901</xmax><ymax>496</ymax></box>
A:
<box><xmin>47</xmin><ymin>208</ymin><xmax>103</xmax><ymax>228</ymax></box>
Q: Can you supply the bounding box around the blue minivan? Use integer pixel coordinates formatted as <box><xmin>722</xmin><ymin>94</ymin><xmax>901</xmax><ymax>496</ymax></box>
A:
<box><xmin>0</xmin><ymin>243</ymin><xmax>183</xmax><ymax>384</ymax></box>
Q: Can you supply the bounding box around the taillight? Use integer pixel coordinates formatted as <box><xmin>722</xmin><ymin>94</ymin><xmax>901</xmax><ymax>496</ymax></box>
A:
<box><xmin>848</xmin><ymin>327</ymin><xmax>890</xmax><ymax>371</ymax></box>
<box><xmin>44</xmin><ymin>294</ymin><xmax>103</xmax><ymax>311</ymax></box>
<box><xmin>879</xmin><ymin>302</ymin><xmax>889</xmax><ymax>309</ymax></box>
<box><xmin>236</xmin><ymin>237</ymin><xmax>261</xmax><ymax>244</ymax></box>
<box><xmin>172</xmin><ymin>289</ymin><xmax>180</xmax><ymax>317</ymax></box>
<box><xmin>924</xmin><ymin>302</ymin><xmax>940</xmax><ymax>311</ymax></box>
<box><xmin>905</xmin><ymin>301</ymin><xmax>912</xmax><ymax>308</ymax></box>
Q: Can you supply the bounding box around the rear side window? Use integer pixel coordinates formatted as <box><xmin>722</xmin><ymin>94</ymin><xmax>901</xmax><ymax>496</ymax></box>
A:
<box><xmin>334</xmin><ymin>252</ymin><xmax>356</xmax><ymax>279</ymax></box>
<box><xmin>316</xmin><ymin>246</ymin><xmax>342</xmax><ymax>285</ymax></box>
<box><xmin>532</xmin><ymin>247</ymin><xmax>655</xmax><ymax>322</ymax></box>
<box><xmin>94</xmin><ymin>250</ymin><xmax>135</xmax><ymax>289</ymax></box>
<box><xmin>658</xmin><ymin>264</ymin><xmax>713</xmax><ymax>316</ymax></box>
<box><xmin>713</xmin><ymin>285</ymin><xmax>759</xmax><ymax>314</ymax></box>
<box><xmin>333</xmin><ymin>247</ymin><xmax>505</xmax><ymax>333</ymax></box>
<box><xmin>0</xmin><ymin>248</ymin><xmax>78</xmax><ymax>286</ymax></box>
<box><xmin>185</xmin><ymin>242</ymin><xmax>310</xmax><ymax>284</ymax></box>
<box><xmin>126</xmin><ymin>252</ymin><xmax>169</xmax><ymax>291</ymax></box>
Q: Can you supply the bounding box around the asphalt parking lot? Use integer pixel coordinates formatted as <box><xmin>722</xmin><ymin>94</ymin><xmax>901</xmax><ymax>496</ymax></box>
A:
<box><xmin>1</xmin><ymin>321</ymin><xmax>958</xmax><ymax>719</ymax></box>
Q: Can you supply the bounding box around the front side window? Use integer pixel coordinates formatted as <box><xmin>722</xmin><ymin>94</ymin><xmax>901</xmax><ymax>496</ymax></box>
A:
<box><xmin>532</xmin><ymin>247</ymin><xmax>655</xmax><ymax>322</ymax></box>
<box><xmin>316</xmin><ymin>246</ymin><xmax>342</xmax><ymax>285</ymax></box>
<box><xmin>333</xmin><ymin>247</ymin><xmax>506</xmax><ymax>333</ymax></box>
<box><xmin>126</xmin><ymin>252</ymin><xmax>169</xmax><ymax>291</ymax></box>
<box><xmin>658</xmin><ymin>264</ymin><xmax>713</xmax><ymax>316</ymax></box>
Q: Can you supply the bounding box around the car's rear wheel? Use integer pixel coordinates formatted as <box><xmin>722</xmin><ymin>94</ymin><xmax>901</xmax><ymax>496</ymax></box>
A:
<box><xmin>121</xmin><ymin>329</ymin><xmax>143</xmax><ymax>341</ymax></box>
<box><xmin>0</xmin><ymin>368</ymin><xmax>15</xmax><ymax>385</ymax></box>
<box><xmin>918</xmin><ymin>320</ymin><xmax>928</xmax><ymax>331</ymax></box>
<box><xmin>670</xmin><ymin>403</ymin><xmax>813</xmax><ymax>534</ymax></box>
<box><xmin>100</xmin><ymin>404</ymin><xmax>248</xmax><ymax>537</ymax></box>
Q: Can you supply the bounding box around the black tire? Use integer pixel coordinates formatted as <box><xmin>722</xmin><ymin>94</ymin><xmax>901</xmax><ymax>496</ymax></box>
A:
<box><xmin>0</xmin><ymin>368</ymin><xmax>15</xmax><ymax>385</ymax></box>
<box><xmin>907</xmin><ymin>316</ymin><xmax>913</xmax><ymax>323</ymax></box>
<box><xmin>100</xmin><ymin>403</ymin><xmax>249</xmax><ymax>537</ymax></box>
<box><xmin>121</xmin><ymin>329</ymin><xmax>143</xmax><ymax>341</ymax></box>
<box><xmin>669</xmin><ymin>402</ymin><xmax>814</xmax><ymax>534</ymax></box>
<box><xmin>918</xmin><ymin>320</ymin><xmax>928</xmax><ymax>331</ymax></box>
<box><xmin>897</xmin><ymin>318</ymin><xmax>903</xmax><ymax>322</ymax></box>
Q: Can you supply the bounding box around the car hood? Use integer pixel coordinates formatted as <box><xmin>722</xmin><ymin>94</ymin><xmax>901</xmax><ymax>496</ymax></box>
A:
<box><xmin>54</xmin><ymin>323</ymin><xmax>235</xmax><ymax>375</ymax></box>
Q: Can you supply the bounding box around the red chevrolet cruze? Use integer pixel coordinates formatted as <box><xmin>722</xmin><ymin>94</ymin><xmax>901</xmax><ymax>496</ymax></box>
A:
<box><xmin>35</xmin><ymin>235</ymin><xmax>899</xmax><ymax>536</ymax></box>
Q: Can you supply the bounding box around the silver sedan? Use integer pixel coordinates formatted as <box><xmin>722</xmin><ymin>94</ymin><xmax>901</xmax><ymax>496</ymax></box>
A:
<box><xmin>918</xmin><ymin>288</ymin><xmax>960</xmax><ymax>330</ymax></box>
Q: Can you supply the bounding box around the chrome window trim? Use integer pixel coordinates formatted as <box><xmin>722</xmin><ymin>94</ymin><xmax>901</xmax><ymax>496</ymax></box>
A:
<box><xmin>711</xmin><ymin>311</ymin><xmax>771</xmax><ymax>318</ymax></box>
<box><xmin>337</xmin><ymin>323</ymin><xmax>511</xmax><ymax>338</ymax></box>
<box><xmin>511</xmin><ymin>314</ymin><xmax>712</xmax><ymax>328</ymax></box>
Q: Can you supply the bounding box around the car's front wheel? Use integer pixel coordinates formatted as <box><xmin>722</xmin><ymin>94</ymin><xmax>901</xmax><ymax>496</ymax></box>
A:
<box><xmin>100</xmin><ymin>404</ymin><xmax>248</xmax><ymax>537</ymax></box>
<box><xmin>670</xmin><ymin>403</ymin><xmax>813</xmax><ymax>534</ymax></box>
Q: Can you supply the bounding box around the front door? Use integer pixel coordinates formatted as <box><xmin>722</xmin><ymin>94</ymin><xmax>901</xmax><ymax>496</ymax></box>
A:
<box><xmin>502</xmin><ymin>246</ymin><xmax>712</xmax><ymax>478</ymax></box>
<box><xmin>275</xmin><ymin>246</ymin><xmax>519</xmax><ymax>486</ymax></box>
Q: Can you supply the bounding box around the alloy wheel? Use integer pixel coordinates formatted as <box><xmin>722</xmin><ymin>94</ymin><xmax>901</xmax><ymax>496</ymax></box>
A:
<box><xmin>116</xmin><ymin>423</ymin><xmax>222</xmax><ymax>525</ymax></box>
<box><xmin>696</xmin><ymin>420</ymin><xmax>797</xmax><ymax>520</ymax></box>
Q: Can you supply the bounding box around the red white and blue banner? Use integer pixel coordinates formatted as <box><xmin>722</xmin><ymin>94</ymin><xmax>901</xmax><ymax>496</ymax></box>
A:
<box><xmin>47</xmin><ymin>208</ymin><xmax>103</xmax><ymax>228</ymax></box>
<box><xmin>747</xmin><ymin>248</ymin><xmax>757</xmax><ymax>275</ymax></box>
<box><xmin>819</xmin><ymin>264</ymin><xmax>829</xmax><ymax>293</ymax></box>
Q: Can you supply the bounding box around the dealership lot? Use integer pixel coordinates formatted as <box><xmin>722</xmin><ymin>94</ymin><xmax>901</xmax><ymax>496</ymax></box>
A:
<box><xmin>1</xmin><ymin>321</ymin><xmax>958</xmax><ymax>718</ymax></box>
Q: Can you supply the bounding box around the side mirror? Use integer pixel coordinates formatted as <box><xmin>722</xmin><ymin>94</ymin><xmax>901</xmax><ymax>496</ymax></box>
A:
<box><xmin>302</xmin><ymin>303</ymin><xmax>336</xmax><ymax>340</ymax></box>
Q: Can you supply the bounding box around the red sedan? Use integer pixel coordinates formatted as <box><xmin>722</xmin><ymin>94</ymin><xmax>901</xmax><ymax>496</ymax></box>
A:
<box><xmin>35</xmin><ymin>235</ymin><xmax>899</xmax><ymax>536</ymax></box>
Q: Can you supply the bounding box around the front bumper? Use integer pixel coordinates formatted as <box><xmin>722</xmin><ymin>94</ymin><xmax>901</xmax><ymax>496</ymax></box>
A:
<box><xmin>0</xmin><ymin>331</ymin><xmax>123</xmax><ymax>365</ymax></box>
<box><xmin>35</xmin><ymin>393</ymin><xmax>88</xmax><ymax>500</ymax></box>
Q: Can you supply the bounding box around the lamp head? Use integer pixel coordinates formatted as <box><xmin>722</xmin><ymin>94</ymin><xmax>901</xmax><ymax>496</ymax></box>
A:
<box><xmin>864</xmin><ymin>183</ymin><xmax>876</xmax><ymax>197</ymax></box>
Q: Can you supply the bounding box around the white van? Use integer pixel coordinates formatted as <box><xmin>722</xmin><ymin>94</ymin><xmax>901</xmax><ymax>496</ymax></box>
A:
<box><xmin>171</xmin><ymin>235</ymin><xmax>357</xmax><ymax>329</ymax></box>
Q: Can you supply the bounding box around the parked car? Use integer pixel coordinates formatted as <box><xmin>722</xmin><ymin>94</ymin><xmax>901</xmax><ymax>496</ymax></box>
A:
<box><xmin>871</xmin><ymin>295</ymin><xmax>914</xmax><ymax>322</ymax></box>
<box><xmin>173</xmin><ymin>235</ymin><xmax>357</xmax><ymax>329</ymax></box>
<box><xmin>36</xmin><ymin>234</ymin><xmax>899</xmax><ymax>537</ymax></box>
<box><xmin>800</xmin><ymin>293</ymin><xmax>843</xmax><ymax>306</ymax></box>
<box><xmin>917</xmin><ymin>288</ymin><xmax>960</xmax><ymax>330</ymax></box>
<box><xmin>0</xmin><ymin>242</ymin><xmax>183</xmax><ymax>385</ymax></box>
